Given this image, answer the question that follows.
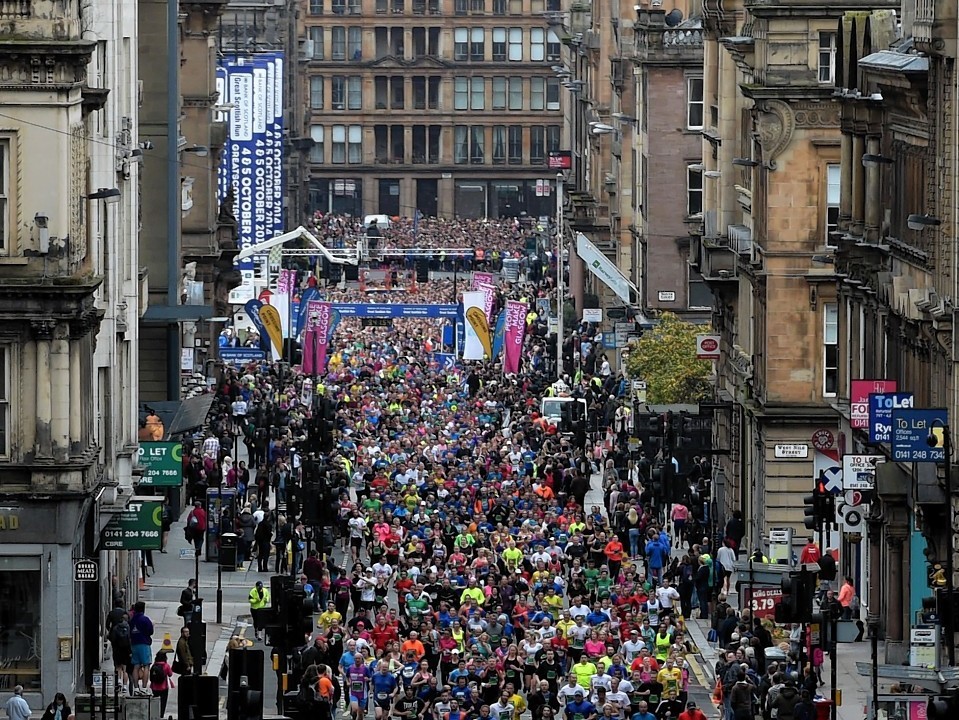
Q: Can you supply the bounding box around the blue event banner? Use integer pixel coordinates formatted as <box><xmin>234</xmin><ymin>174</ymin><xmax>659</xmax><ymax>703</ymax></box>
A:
<box><xmin>868</xmin><ymin>392</ymin><xmax>914</xmax><ymax>443</ymax></box>
<box><xmin>220</xmin><ymin>348</ymin><xmax>267</xmax><ymax>365</ymax></box>
<box><xmin>331</xmin><ymin>303</ymin><xmax>458</xmax><ymax>318</ymax></box>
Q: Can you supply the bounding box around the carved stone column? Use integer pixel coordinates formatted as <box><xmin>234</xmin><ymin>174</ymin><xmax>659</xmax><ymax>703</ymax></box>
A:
<box><xmin>851</xmin><ymin>134</ymin><xmax>865</xmax><ymax>237</ymax></box>
<box><xmin>838</xmin><ymin>132</ymin><xmax>853</xmax><ymax>230</ymax></box>
<box><xmin>50</xmin><ymin>322</ymin><xmax>70</xmax><ymax>462</ymax></box>
<box><xmin>31</xmin><ymin>320</ymin><xmax>55</xmax><ymax>458</ymax></box>
<box><xmin>885</xmin><ymin>532</ymin><xmax>907</xmax><ymax>645</ymax></box>
<box><xmin>864</xmin><ymin>136</ymin><xmax>881</xmax><ymax>242</ymax></box>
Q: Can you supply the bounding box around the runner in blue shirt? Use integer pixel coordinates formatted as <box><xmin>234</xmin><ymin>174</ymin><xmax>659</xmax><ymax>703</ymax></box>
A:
<box><xmin>370</xmin><ymin>662</ymin><xmax>398</xmax><ymax>720</ymax></box>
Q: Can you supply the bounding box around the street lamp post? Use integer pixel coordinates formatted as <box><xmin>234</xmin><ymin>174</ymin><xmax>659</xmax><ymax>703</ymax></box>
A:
<box><xmin>555</xmin><ymin>172</ymin><xmax>564</xmax><ymax>381</ymax></box>
<box><xmin>929</xmin><ymin>418</ymin><xmax>955</xmax><ymax>667</ymax></box>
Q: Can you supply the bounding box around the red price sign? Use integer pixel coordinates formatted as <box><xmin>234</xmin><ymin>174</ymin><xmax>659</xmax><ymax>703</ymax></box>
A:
<box><xmin>742</xmin><ymin>586</ymin><xmax>782</xmax><ymax>620</ymax></box>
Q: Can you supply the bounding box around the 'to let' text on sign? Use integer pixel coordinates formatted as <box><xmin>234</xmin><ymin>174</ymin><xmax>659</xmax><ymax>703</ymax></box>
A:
<box><xmin>851</xmin><ymin>379</ymin><xmax>897</xmax><ymax>429</ymax></box>
<box><xmin>869</xmin><ymin>392</ymin><xmax>914</xmax><ymax>443</ymax></box>
<box><xmin>137</xmin><ymin>442</ymin><xmax>183</xmax><ymax>487</ymax></box>
<box><xmin>891</xmin><ymin>408</ymin><xmax>948</xmax><ymax>463</ymax></box>
<box><xmin>99</xmin><ymin>500</ymin><xmax>163</xmax><ymax>551</ymax></box>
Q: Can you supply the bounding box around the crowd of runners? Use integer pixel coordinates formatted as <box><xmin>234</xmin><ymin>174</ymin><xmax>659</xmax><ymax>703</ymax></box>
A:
<box><xmin>177</xmin><ymin>212</ymin><xmax>822</xmax><ymax>720</ymax></box>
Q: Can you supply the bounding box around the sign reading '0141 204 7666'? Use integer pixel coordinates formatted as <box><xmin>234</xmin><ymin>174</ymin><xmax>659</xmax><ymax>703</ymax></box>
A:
<box><xmin>137</xmin><ymin>442</ymin><xmax>183</xmax><ymax>487</ymax></box>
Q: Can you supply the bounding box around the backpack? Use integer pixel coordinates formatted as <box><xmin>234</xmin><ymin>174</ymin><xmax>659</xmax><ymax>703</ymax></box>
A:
<box><xmin>111</xmin><ymin>622</ymin><xmax>131</xmax><ymax>646</ymax></box>
<box><xmin>188</xmin><ymin>513</ymin><xmax>200</xmax><ymax>527</ymax></box>
<box><xmin>150</xmin><ymin>663</ymin><xmax>165</xmax><ymax>685</ymax></box>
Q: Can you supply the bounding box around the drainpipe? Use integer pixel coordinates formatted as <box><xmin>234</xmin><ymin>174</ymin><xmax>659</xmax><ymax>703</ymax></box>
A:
<box><xmin>167</xmin><ymin>0</ymin><xmax>182</xmax><ymax>399</ymax></box>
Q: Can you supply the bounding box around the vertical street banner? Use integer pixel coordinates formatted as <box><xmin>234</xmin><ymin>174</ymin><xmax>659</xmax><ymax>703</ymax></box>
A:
<box><xmin>217</xmin><ymin>52</ymin><xmax>285</xmax><ymax>273</ymax></box>
<box><xmin>503</xmin><ymin>300</ymin><xmax>527</xmax><ymax>374</ymax></box>
<box><xmin>462</xmin><ymin>291</ymin><xmax>488</xmax><ymax>360</ymax></box>
<box><xmin>304</xmin><ymin>301</ymin><xmax>332</xmax><ymax>375</ymax></box>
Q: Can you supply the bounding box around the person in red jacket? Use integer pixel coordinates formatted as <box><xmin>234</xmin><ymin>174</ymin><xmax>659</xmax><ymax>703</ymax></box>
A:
<box><xmin>678</xmin><ymin>700</ymin><xmax>708</xmax><ymax>720</ymax></box>
<box><xmin>799</xmin><ymin>538</ymin><xmax>821</xmax><ymax>565</ymax></box>
<box><xmin>185</xmin><ymin>501</ymin><xmax>207</xmax><ymax>554</ymax></box>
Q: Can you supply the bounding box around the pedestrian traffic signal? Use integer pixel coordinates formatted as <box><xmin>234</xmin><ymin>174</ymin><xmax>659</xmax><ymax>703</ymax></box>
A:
<box><xmin>227</xmin><ymin>649</ymin><xmax>265</xmax><ymax>720</ymax></box>
<box><xmin>928</xmin><ymin>690</ymin><xmax>959</xmax><ymax>720</ymax></box>
<box><xmin>776</xmin><ymin>569</ymin><xmax>815</xmax><ymax>623</ymax></box>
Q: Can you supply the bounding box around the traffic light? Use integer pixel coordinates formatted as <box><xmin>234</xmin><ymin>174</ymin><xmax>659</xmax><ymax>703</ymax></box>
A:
<box><xmin>803</xmin><ymin>485</ymin><xmax>823</xmax><ymax>531</ymax></box>
<box><xmin>928</xmin><ymin>690</ymin><xmax>959</xmax><ymax>720</ymax></box>
<box><xmin>285</xmin><ymin>583</ymin><xmax>314</xmax><ymax>649</ymax></box>
<box><xmin>648</xmin><ymin>414</ymin><xmax>664</xmax><ymax>436</ymax></box>
<box><xmin>776</xmin><ymin>569</ymin><xmax>815</xmax><ymax>623</ymax></box>
<box><xmin>227</xmin><ymin>649</ymin><xmax>265</xmax><ymax>720</ymax></box>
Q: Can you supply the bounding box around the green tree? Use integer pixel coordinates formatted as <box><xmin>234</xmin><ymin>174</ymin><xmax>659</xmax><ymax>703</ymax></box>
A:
<box><xmin>624</xmin><ymin>312</ymin><xmax>713</xmax><ymax>404</ymax></box>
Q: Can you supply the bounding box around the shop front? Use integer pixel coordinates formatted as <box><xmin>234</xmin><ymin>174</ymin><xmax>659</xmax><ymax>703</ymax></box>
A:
<box><xmin>0</xmin><ymin>497</ymin><xmax>100</xmax><ymax>705</ymax></box>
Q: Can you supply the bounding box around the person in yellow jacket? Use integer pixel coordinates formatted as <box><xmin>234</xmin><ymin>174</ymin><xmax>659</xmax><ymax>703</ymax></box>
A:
<box><xmin>248</xmin><ymin>580</ymin><xmax>271</xmax><ymax>641</ymax></box>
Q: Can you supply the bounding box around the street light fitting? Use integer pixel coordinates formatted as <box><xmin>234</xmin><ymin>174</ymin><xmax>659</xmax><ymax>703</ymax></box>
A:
<box><xmin>703</xmin><ymin>170</ymin><xmax>721</xmax><ymax>179</ymax></box>
<box><xmin>861</xmin><ymin>153</ymin><xmax>893</xmax><ymax>167</ymax></box>
<box><xmin>85</xmin><ymin>187</ymin><xmax>122</xmax><ymax>204</ymax></box>
<box><xmin>907</xmin><ymin>214</ymin><xmax>942</xmax><ymax>231</ymax></box>
<box><xmin>183</xmin><ymin>145</ymin><xmax>210</xmax><ymax>157</ymax></box>
<box><xmin>732</xmin><ymin>157</ymin><xmax>760</xmax><ymax>167</ymax></box>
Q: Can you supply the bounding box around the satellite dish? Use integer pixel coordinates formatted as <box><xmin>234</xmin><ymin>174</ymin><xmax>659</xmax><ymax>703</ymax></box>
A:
<box><xmin>664</xmin><ymin>8</ymin><xmax>683</xmax><ymax>26</ymax></box>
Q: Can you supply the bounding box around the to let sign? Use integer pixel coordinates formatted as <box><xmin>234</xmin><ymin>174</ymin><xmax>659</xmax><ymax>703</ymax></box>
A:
<box><xmin>742</xmin><ymin>586</ymin><xmax>782</xmax><ymax>620</ymax></box>
<box><xmin>851</xmin><ymin>379</ymin><xmax>897</xmax><ymax>429</ymax></box>
<box><xmin>137</xmin><ymin>442</ymin><xmax>183</xmax><ymax>487</ymax></box>
<box><xmin>869</xmin><ymin>392</ymin><xmax>914</xmax><ymax>443</ymax></box>
<box><xmin>891</xmin><ymin>408</ymin><xmax>948</xmax><ymax>463</ymax></box>
<box><xmin>99</xmin><ymin>500</ymin><xmax>163</xmax><ymax>551</ymax></box>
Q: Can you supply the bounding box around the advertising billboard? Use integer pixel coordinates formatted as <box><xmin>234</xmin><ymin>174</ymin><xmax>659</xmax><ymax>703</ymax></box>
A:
<box><xmin>217</xmin><ymin>52</ymin><xmax>285</xmax><ymax>272</ymax></box>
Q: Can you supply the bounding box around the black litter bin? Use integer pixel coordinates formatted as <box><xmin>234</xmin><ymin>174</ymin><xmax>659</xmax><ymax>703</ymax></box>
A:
<box><xmin>219</xmin><ymin>533</ymin><xmax>237</xmax><ymax>572</ymax></box>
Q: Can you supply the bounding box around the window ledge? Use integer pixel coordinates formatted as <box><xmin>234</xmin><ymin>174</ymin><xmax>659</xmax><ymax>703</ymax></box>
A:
<box><xmin>0</xmin><ymin>257</ymin><xmax>28</xmax><ymax>265</ymax></box>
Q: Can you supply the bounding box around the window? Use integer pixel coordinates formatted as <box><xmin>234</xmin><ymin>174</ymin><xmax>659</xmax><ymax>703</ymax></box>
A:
<box><xmin>546</xmin><ymin>124</ymin><xmax>561</xmax><ymax>153</ymax></box>
<box><xmin>508</xmin><ymin>27</ymin><xmax>522</xmax><ymax>60</ymax></box>
<box><xmin>0</xmin><ymin>558</ymin><xmax>40</xmax><ymax>676</ymax></box>
<box><xmin>546</xmin><ymin>77</ymin><xmax>560</xmax><ymax>110</ymax></box>
<box><xmin>546</xmin><ymin>29</ymin><xmax>561</xmax><ymax>60</ymax></box>
<box><xmin>309</xmin><ymin>0</ymin><xmax>323</xmax><ymax>13</ymax></box>
<box><xmin>454</xmin><ymin>28</ymin><xmax>468</xmax><ymax>60</ymax></box>
<box><xmin>826</xmin><ymin>164</ymin><xmax>840</xmax><ymax>247</ymax></box>
<box><xmin>492</xmin><ymin>77</ymin><xmax>507</xmax><ymax>109</ymax></box>
<box><xmin>470</xmin><ymin>0</ymin><xmax>484</xmax><ymax>11</ymax></box>
<box><xmin>492</xmin><ymin>28</ymin><xmax>507</xmax><ymax>60</ymax></box>
<box><xmin>686</xmin><ymin>165</ymin><xmax>703</xmax><ymax>216</ymax></box>
<box><xmin>310</xmin><ymin>125</ymin><xmax>325</xmax><ymax>163</ymax></box>
<box><xmin>508</xmin><ymin>125</ymin><xmax>522</xmax><ymax>163</ymax></box>
<box><xmin>470</xmin><ymin>126</ymin><xmax>485</xmax><ymax>163</ymax></box>
<box><xmin>347</xmin><ymin>0</ymin><xmax>361</xmax><ymax>13</ymax></box>
<box><xmin>688</xmin><ymin>267</ymin><xmax>712</xmax><ymax>309</ymax></box>
<box><xmin>310</xmin><ymin>76</ymin><xmax>324</xmax><ymax>109</ymax></box>
<box><xmin>454</xmin><ymin>77</ymin><xmax>468</xmax><ymax>110</ymax></box>
<box><xmin>348</xmin><ymin>125</ymin><xmax>362</xmax><ymax>163</ymax></box>
<box><xmin>530</xmin><ymin>28</ymin><xmax>545</xmax><ymax>61</ymax></box>
<box><xmin>376</xmin><ymin>0</ymin><xmax>387</xmax><ymax>10</ymax></box>
<box><xmin>470</xmin><ymin>28</ymin><xmax>485</xmax><ymax>60</ymax></box>
<box><xmin>530</xmin><ymin>125</ymin><xmax>545</xmax><ymax>163</ymax></box>
<box><xmin>331</xmin><ymin>26</ymin><xmax>346</xmax><ymax>60</ymax></box>
<box><xmin>492</xmin><ymin>125</ymin><xmax>506</xmax><ymax>164</ymax></box>
<box><xmin>823</xmin><ymin>303</ymin><xmax>838</xmax><ymax>396</ymax></box>
<box><xmin>332</xmin><ymin>125</ymin><xmax>347</xmax><ymax>163</ymax></box>
<box><xmin>508</xmin><ymin>77</ymin><xmax>523</xmax><ymax>110</ymax></box>
<box><xmin>470</xmin><ymin>76</ymin><xmax>485</xmax><ymax>109</ymax></box>
<box><xmin>819</xmin><ymin>32</ymin><xmax>837</xmax><ymax>84</ymax></box>
<box><xmin>455</xmin><ymin>0</ymin><xmax>468</xmax><ymax>14</ymax></box>
<box><xmin>332</xmin><ymin>0</ymin><xmax>345</xmax><ymax>12</ymax></box>
<box><xmin>493</xmin><ymin>0</ymin><xmax>506</xmax><ymax>13</ymax></box>
<box><xmin>348</xmin><ymin>26</ymin><xmax>362</xmax><ymax>59</ymax></box>
<box><xmin>347</xmin><ymin>76</ymin><xmax>362</xmax><ymax>109</ymax></box>
<box><xmin>308</xmin><ymin>27</ymin><xmax>324</xmax><ymax>58</ymax></box>
<box><xmin>331</xmin><ymin>76</ymin><xmax>346</xmax><ymax>109</ymax></box>
<box><xmin>454</xmin><ymin>125</ymin><xmax>469</xmax><ymax>164</ymax></box>
<box><xmin>0</xmin><ymin>347</ymin><xmax>7</xmax><ymax>452</ymax></box>
<box><xmin>686</xmin><ymin>76</ymin><xmax>704</xmax><ymax>129</ymax></box>
<box><xmin>530</xmin><ymin>77</ymin><xmax>544</xmax><ymax>110</ymax></box>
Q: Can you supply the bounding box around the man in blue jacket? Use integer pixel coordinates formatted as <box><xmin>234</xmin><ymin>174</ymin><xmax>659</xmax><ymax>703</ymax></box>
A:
<box><xmin>645</xmin><ymin>533</ymin><xmax>670</xmax><ymax>588</ymax></box>
<box><xmin>129</xmin><ymin>602</ymin><xmax>155</xmax><ymax>694</ymax></box>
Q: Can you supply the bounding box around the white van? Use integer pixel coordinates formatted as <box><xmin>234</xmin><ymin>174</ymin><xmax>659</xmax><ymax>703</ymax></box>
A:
<box><xmin>363</xmin><ymin>214</ymin><xmax>393</xmax><ymax>229</ymax></box>
<box><xmin>540</xmin><ymin>396</ymin><xmax>589</xmax><ymax>429</ymax></box>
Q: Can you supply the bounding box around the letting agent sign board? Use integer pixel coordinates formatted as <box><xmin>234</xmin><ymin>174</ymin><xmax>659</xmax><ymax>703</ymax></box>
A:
<box><xmin>891</xmin><ymin>408</ymin><xmax>948</xmax><ymax>463</ymax></box>
<box><xmin>851</xmin><ymin>379</ymin><xmax>897</xmax><ymax>429</ymax></box>
<box><xmin>869</xmin><ymin>392</ymin><xmax>914</xmax><ymax>443</ymax></box>
<box><xmin>99</xmin><ymin>499</ymin><xmax>163</xmax><ymax>551</ymax></box>
<box><xmin>137</xmin><ymin>442</ymin><xmax>184</xmax><ymax>487</ymax></box>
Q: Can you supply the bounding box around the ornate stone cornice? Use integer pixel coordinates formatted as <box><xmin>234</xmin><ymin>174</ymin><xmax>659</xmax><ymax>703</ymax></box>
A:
<box><xmin>30</xmin><ymin>320</ymin><xmax>55</xmax><ymax>340</ymax></box>
<box><xmin>753</xmin><ymin>100</ymin><xmax>794</xmax><ymax>169</ymax></box>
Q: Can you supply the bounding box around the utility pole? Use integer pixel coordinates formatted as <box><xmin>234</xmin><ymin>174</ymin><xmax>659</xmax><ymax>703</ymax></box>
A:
<box><xmin>555</xmin><ymin>172</ymin><xmax>564</xmax><ymax>381</ymax></box>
